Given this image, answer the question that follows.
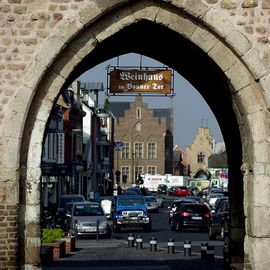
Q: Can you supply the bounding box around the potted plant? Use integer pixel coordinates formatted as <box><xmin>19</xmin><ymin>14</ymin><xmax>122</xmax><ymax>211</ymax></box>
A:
<box><xmin>41</xmin><ymin>228</ymin><xmax>66</xmax><ymax>260</ymax></box>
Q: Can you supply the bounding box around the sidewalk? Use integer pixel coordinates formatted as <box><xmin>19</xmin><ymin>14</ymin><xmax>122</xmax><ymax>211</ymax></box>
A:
<box><xmin>43</xmin><ymin>240</ymin><xmax>225</xmax><ymax>270</ymax></box>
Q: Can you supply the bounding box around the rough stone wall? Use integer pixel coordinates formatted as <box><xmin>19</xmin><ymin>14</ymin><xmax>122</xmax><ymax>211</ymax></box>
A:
<box><xmin>202</xmin><ymin>0</ymin><xmax>270</xmax><ymax>69</ymax></box>
<box><xmin>0</xmin><ymin>0</ymin><xmax>269</xmax><ymax>269</ymax></box>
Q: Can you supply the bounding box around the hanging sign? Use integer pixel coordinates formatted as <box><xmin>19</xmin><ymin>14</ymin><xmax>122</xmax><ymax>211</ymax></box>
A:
<box><xmin>108</xmin><ymin>67</ymin><xmax>173</xmax><ymax>96</ymax></box>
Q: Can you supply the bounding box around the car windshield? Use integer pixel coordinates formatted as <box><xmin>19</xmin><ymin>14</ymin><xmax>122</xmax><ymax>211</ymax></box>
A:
<box><xmin>59</xmin><ymin>196</ymin><xmax>84</xmax><ymax>208</ymax></box>
<box><xmin>118</xmin><ymin>197</ymin><xmax>145</xmax><ymax>206</ymax></box>
<box><xmin>73</xmin><ymin>204</ymin><xmax>104</xmax><ymax>216</ymax></box>
<box><xmin>145</xmin><ymin>197</ymin><xmax>157</xmax><ymax>202</ymax></box>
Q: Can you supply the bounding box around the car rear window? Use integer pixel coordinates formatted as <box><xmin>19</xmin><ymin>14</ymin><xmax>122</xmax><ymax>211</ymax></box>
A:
<box><xmin>182</xmin><ymin>204</ymin><xmax>209</xmax><ymax>213</ymax></box>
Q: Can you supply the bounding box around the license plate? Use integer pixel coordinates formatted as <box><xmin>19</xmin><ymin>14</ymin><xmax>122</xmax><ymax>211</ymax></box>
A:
<box><xmin>192</xmin><ymin>217</ymin><xmax>202</xmax><ymax>220</ymax></box>
<box><xmin>84</xmin><ymin>227</ymin><xmax>96</xmax><ymax>232</ymax></box>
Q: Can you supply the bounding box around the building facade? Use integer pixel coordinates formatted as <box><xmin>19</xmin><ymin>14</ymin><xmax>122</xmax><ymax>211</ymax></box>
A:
<box><xmin>110</xmin><ymin>96</ymin><xmax>173</xmax><ymax>187</ymax></box>
<box><xmin>185</xmin><ymin>127</ymin><xmax>213</xmax><ymax>179</ymax></box>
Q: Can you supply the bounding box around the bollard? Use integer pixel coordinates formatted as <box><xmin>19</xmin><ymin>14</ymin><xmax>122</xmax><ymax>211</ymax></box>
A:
<box><xmin>96</xmin><ymin>220</ymin><xmax>99</xmax><ymax>241</ymax></box>
<box><xmin>136</xmin><ymin>235</ymin><xmax>143</xmax><ymax>249</ymax></box>
<box><xmin>206</xmin><ymin>245</ymin><xmax>215</xmax><ymax>262</ymax></box>
<box><xmin>167</xmin><ymin>239</ymin><xmax>175</xmax><ymax>254</ymax></box>
<box><xmin>223</xmin><ymin>232</ymin><xmax>230</xmax><ymax>268</ymax></box>
<box><xmin>128</xmin><ymin>234</ymin><xmax>135</xmax><ymax>248</ymax></box>
<box><xmin>184</xmin><ymin>240</ymin><xmax>191</xmax><ymax>257</ymax></box>
<box><xmin>201</xmin><ymin>243</ymin><xmax>208</xmax><ymax>260</ymax></box>
<box><xmin>150</xmin><ymin>237</ymin><xmax>157</xmax><ymax>252</ymax></box>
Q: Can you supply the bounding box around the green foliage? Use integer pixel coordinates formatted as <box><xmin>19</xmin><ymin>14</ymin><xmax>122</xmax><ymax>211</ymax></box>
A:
<box><xmin>103</xmin><ymin>98</ymin><xmax>110</xmax><ymax>112</ymax></box>
<box><xmin>41</xmin><ymin>228</ymin><xmax>65</xmax><ymax>243</ymax></box>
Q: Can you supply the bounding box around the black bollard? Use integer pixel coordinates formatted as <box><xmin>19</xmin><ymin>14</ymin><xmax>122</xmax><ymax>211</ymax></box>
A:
<box><xmin>128</xmin><ymin>233</ymin><xmax>135</xmax><ymax>247</ymax></box>
<box><xmin>184</xmin><ymin>240</ymin><xmax>191</xmax><ymax>257</ymax></box>
<box><xmin>206</xmin><ymin>245</ymin><xmax>215</xmax><ymax>262</ymax></box>
<box><xmin>223</xmin><ymin>232</ymin><xmax>230</xmax><ymax>268</ymax></box>
<box><xmin>150</xmin><ymin>237</ymin><xmax>157</xmax><ymax>252</ymax></box>
<box><xmin>167</xmin><ymin>239</ymin><xmax>175</xmax><ymax>254</ymax></box>
<box><xmin>96</xmin><ymin>220</ymin><xmax>99</xmax><ymax>241</ymax></box>
<box><xmin>136</xmin><ymin>235</ymin><xmax>143</xmax><ymax>249</ymax></box>
<box><xmin>201</xmin><ymin>243</ymin><xmax>208</xmax><ymax>260</ymax></box>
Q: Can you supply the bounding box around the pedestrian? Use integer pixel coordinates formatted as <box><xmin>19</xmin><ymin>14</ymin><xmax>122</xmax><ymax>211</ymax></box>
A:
<box><xmin>88</xmin><ymin>190</ymin><xmax>95</xmax><ymax>201</ymax></box>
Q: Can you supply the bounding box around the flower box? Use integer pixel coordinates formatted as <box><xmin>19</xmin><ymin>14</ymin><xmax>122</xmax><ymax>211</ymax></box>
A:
<box><xmin>40</xmin><ymin>245</ymin><xmax>53</xmax><ymax>265</ymax></box>
<box><xmin>62</xmin><ymin>236</ymin><xmax>76</xmax><ymax>253</ymax></box>
<box><xmin>42</xmin><ymin>240</ymin><xmax>66</xmax><ymax>260</ymax></box>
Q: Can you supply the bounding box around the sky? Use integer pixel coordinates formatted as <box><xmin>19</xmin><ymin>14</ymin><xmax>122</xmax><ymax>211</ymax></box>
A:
<box><xmin>79</xmin><ymin>53</ymin><xmax>223</xmax><ymax>148</ymax></box>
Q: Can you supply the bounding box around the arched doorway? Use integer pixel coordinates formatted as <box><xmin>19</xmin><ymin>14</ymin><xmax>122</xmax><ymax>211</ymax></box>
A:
<box><xmin>13</xmin><ymin>2</ymin><xmax>269</xmax><ymax>269</ymax></box>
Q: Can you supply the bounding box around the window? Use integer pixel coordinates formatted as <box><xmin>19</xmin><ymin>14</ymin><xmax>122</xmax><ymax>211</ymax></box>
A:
<box><xmin>147</xmin><ymin>142</ymin><xmax>156</xmax><ymax>159</ymax></box>
<box><xmin>121</xmin><ymin>143</ymin><xmax>130</xmax><ymax>159</ymax></box>
<box><xmin>46</xmin><ymin>133</ymin><xmax>57</xmax><ymax>161</ymax></box>
<box><xmin>136</xmin><ymin>107</ymin><xmax>141</xmax><ymax>119</ymax></box>
<box><xmin>121</xmin><ymin>166</ymin><xmax>130</xmax><ymax>183</ymax></box>
<box><xmin>134</xmin><ymin>142</ymin><xmax>143</xmax><ymax>159</ymax></box>
<box><xmin>134</xmin><ymin>166</ymin><xmax>144</xmax><ymax>179</ymax></box>
<box><xmin>147</xmin><ymin>166</ymin><xmax>156</xmax><ymax>175</ymax></box>
<box><xmin>197</xmin><ymin>152</ymin><xmax>205</xmax><ymax>163</ymax></box>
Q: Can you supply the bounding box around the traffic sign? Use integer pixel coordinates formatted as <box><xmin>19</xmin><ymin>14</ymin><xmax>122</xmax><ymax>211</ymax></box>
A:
<box><xmin>114</xmin><ymin>141</ymin><xmax>124</xmax><ymax>149</ymax></box>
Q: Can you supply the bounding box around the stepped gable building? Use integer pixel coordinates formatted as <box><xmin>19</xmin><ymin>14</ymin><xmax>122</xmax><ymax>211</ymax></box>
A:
<box><xmin>185</xmin><ymin>127</ymin><xmax>213</xmax><ymax>179</ymax></box>
<box><xmin>110</xmin><ymin>96</ymin><xmax>173</xmax><ymax>187</ymax></box>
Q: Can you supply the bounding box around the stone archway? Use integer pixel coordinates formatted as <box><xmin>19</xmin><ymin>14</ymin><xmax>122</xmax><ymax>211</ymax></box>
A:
<box><xmin>3</xmin><ymin>1</ymin><xmax>270</xmax><ymax>269</ymax></box>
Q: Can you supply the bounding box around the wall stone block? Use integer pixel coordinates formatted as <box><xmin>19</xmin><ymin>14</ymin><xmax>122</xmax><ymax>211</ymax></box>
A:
<box><xmin>208</xmin><ymin>41</ymin><xmax>237</xmax><ymax>71</ymax></box>
<box><xmin>226</xmin><ymin>60</ymin><xmax>251</xmax><ymax>92</ymax></box>
<box><xmin>35</xmin><ymin>35</ymin><xmax>65</xmax><ymax>67</ymax></box>
<box><xmin>221</xmin><ymin>0</ymin><xmax>237</xmax><ymax>9</ymax></box>
<box><xmin>225</xmin><ymin>30</ymin><xmax>252</xmax><ymax>56</ymax></box>
<box><xmin>131</xmin><ymin>1</ymin><xmax>159</xmax><ymax>22</ymax></box>
<box><xmin>190</xmin><ymin>24</ymin><xmax>218</xmax><ymax>53</ymax></box>
<box><xmin>203</xmin><ymin>7</ymin><xmax>234</xmax><ymax>38</ymax></box>
<box><xmin>183</xmin><ymin>0</ymin><xmax>209</xmax><ymax>18</ymax></box>
<box><xmin>242</xmin><ymin>48</ymin><xmax>267</xmax><ymax>80</ymax></box>
<box><xmin>77</xmin><ymin>1</ymin><xmax>100</xmax><ymax>27</ymax></box>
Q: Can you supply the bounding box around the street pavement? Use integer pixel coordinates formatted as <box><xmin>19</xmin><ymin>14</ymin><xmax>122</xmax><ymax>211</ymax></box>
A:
<box><xmin>43</xmin><ymin>238</ymin><xmax>226</xmax><ymax>270</ymax></box>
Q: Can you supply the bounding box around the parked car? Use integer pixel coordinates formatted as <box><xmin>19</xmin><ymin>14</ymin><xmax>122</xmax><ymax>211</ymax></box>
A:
<box><xmin>155</xmin><ymin>195</ymin><xmax>165</xmax><ymax>208</ymax></box>
<box><xmin>68</xmin><ymin>201</ymin><xmax>112</xmax><ymax>238</ymax></box>
<box><xmin>57</xmin><ymin>194</ymin><xmax>85</xmax><ymax>215</ymax></box>
<box><xmin>157</xmin><ymin>184</ymin><xmax>168</xmax><ymax>194</ymax></box>
<box><xmin>208</xmin><ymin>197</ymin><xmax>229</xmax><ymax>240</ymax></box>
<box><xmin>174</xmin><ymin>186</ymin><xmax>190</xmax><ymax>196</ymax></box>
<box><xmin>170</xmin><ymin>203</ymin><xmax>211</xmax><ymax>231</ymax></box>
<box><xmin>145</xmin><ymin>195</ymin><xmax>159</xmax><ymax>212</ymax></box>
<box><xmin>167</xmin><ymin>186</ymin><xmax>179</xmax><ymax>196</ymax></box>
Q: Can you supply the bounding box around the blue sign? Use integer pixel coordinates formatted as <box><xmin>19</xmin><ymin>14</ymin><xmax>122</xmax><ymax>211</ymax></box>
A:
<box><xmin>114</xmin><ymin>142</ymin><xmax>124</xmax><ymax>149</ymax></box>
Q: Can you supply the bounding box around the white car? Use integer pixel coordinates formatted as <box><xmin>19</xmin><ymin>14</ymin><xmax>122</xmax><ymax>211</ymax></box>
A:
<box><xmin>207</xmin><ymin>193</ymin><xmax>225</xmax><ymax>208</ymax></box>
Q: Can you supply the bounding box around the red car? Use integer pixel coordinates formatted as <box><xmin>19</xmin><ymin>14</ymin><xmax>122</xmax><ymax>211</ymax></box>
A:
<box><xmin>174</xmin><ymin>186</ymin><xmax>190</xmax><ymax>196</ymax></box>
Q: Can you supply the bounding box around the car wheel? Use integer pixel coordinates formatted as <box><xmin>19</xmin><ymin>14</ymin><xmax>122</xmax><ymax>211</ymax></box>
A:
<box><xmin>113</xmin><ymin>220</ymin><xmax>120</xmax><ymax>233</ymax></box>
<box><xmin>176</xmin><ymin>221</ymin><xmax>182</xmax><ymax>232</ymax></box>
<box><xmin>143</xmin><ymin>223</ymin><xmax>152</xmax><ymax>232</ymax></box>
<box><xmin>169</xmin><ymin>219</ymin><xmax>176</xmax><ymax>231</ymax></box>
<box><xmin>104</xmin><ymin>227</ymin><xmax>112</xmax><ymax>239</ymax></box>
<box><xmin>208</xmin><ymin>225</ymin><xmax>216</xmax><ymax>240</ymax></box>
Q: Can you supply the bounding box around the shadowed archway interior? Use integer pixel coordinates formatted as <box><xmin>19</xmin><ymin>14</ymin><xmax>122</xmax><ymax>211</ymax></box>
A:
<box><xmin>68</xmin><ymin>19</ymin><xmax>244</xmax><ymax>255</ymax></box>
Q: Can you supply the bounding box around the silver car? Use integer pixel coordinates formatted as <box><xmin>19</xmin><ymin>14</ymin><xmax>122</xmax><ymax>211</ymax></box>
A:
<box><xmin>145</xmin><ymin>196</ymin><xmax>159</xmax><ymax>212</ymax></box>
<box><xmin>68</xmin><ymin>202</ymin><xmax>112</xmax><ymax>238</ymax></box>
